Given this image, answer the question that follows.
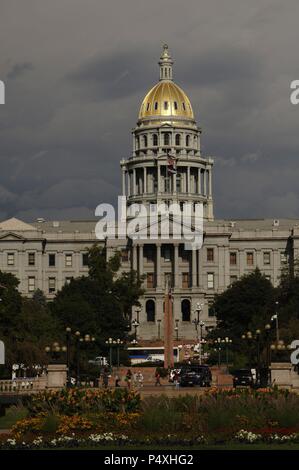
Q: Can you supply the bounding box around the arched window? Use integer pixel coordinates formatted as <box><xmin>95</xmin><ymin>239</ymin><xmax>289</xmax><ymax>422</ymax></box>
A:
<box><xmin>154</xmin><ymin>102</ymin><xmax>158</xmax><ymax>110</ymax></box>
<box><xmin>164</xmin><ymin>133</ymin><xmax>170</xmax><ymax>146</ymax></box>
<box><xmin>146</xmin><ymin>299</ymin><xmax>155</xmax><ymax>322</ymax></box>
<box><xmin>181</xmin><ymin>299</ymin><xmax>191</xmax><ymax>322</ymax></box>
<box><xmin>175</xmin><ymin>134</ymin><xmax>181</xmax><ymax>146</ymax></box>
<box><xmin>174</xmin><ymin>101</ymin><xmax>178</xmax><ymax>110</ymax></box>
<box><xmin>143</xmin><ymin>135</ymin><xmax>147</xmax><ymax>147</ymax></box>
<box><xmin>153</xmin><ymin>134</ymin><xmax>158</xmax><ymax>146</ymax></box>
<box><xmin>136</xmin><ymin>136</ymin><xmax>140</xmax><ymax>150</ymax></box>
<box><xmin>186</xmin><ymin>135</ymin><xmax>190</xmax><ymax>147</ymax></box>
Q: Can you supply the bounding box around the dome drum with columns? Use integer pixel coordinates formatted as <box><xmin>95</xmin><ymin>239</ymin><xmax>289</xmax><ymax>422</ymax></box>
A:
<box><xmin>120</xmin><ymin>44</ymin><xmax>214</xmax><ymax>221</ymax></box>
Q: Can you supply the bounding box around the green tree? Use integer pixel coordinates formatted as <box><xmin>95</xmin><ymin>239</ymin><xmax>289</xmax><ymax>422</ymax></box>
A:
<box><xmin>213</xmin><ymin>268</ymin><xmax>276</xmax><ymax>339</ymax></box>
<box><xmin>51</xmin><ymin>245</ymin><xmax>144</xmax><ymax>354</ymax></box>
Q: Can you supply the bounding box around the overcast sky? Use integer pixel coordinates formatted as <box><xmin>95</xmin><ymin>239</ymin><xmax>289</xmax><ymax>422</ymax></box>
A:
<box><xmin>1</xmin><ymin>0</ymin><xmax>299</xmax><ymax>222</ymax></box>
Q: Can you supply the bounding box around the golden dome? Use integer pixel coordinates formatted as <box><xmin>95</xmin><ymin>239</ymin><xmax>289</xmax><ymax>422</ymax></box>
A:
<box><xmin>138</xmin><ymin>81</ymin><xmax>194</xmax><ymax>121</ymax></box>
<box><xmin>138</xmin><ymin>44</ymin><xmax>194</xmax><ymax>122</ymax></box>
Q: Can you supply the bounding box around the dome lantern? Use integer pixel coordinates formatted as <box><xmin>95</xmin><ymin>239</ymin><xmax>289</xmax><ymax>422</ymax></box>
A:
<box><xmin>159</xmin><ymin>44</ymin><xmax>173</xmax><ymax>81</ymax></box>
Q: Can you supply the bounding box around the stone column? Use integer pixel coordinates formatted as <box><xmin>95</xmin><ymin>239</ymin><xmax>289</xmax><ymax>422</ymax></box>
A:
<box><xmin>133</xmin><ymin>168</ymin><xmax>137</xmax><ymax>195</ymax></box>
<box><xmin>173</xmin><ymin>171</ymin><xmax>176</xmax><ymax>194</ymax></box>
<box><xmin>133</xmin><ymin>244</ymin><xmax>138</xmax><ymax>271</ymax></box>
<box><xmin>203</xmin><ymin>170</ymin><xmax>207</xmax><ymax>196</ymax></box>
<box><xmin>157</xmin><ymin>163</ymin><xmax>161</xmax><ymax>194</ymax></box>
<box><xmin>187</xmin><ymin>166</ymin><xmax>190</xmax><ymax>193</ymax></box>
<box><xmin>122</xmin><ymin>168</ymin><xmax>126</xmax><ymax>196</ymax></box>
<box><xmin>208</xmin><ymin>167</ymin><xmax>212</xmax><ymax>197</ymax></box>
<box><xmin>192</xmin><ymin>249</ymin><xmax>197</xmax><ymax>287</ymax></box>
<box><xmin>198</xmin><ymin>167</ymin><xmax>201</xmax><ymax>194</ymax></box>
<box><xmin>156</xmin><ymin>243</ymin><xmax>162</xmax><ymax>288</ymax></box>
<box><xmin>128</xmin><ymin>171</ymin><xmax>131</xmax><ymax>196</ymax></box>
<box><xmin>174</xmin><ymin>243</ymin><xmax>180</xmax><ymax>287</ymax></box>
<box><xmin>139</xmin><ymin>244</ymin><xmax>144</xmax><ymax>276</ymax></box>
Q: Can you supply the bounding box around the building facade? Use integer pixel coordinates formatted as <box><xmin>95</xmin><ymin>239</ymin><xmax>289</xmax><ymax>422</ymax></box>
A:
<box><xmin>1</xmin><ymin>46</ymin><xmax>299</xmax><ymax>341</ymax></box>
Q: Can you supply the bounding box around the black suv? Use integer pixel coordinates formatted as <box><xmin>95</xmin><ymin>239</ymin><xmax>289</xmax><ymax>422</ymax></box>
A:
<box><xmin>232</xmin><ymin>369</ymin><xmax>254</xmax><ymax>388</ymax></box>
<box><xmin>180</xmin><ymin>365</ymin><xmax>212</xmax><ymax>387</ymax></box>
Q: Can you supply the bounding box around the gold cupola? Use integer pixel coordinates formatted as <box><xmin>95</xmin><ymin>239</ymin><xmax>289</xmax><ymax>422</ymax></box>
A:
<box><xmin>138</xmin><ymin>44</ymin><xmax>195</xmax><ymax>122</ymax></box>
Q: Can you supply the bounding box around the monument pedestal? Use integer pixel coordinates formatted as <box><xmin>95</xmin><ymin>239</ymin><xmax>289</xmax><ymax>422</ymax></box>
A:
<box><xmin>47</xmin><ymin>364</ymin><xmax>67</xmax><ymax>389</ymax></box>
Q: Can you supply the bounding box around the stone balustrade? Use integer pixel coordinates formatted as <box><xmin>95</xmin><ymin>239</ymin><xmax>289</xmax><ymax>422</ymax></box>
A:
<box><xmin>0</xmin><ymin>376</ymin><xmax>47</xmax><ymax>393</ymax></box>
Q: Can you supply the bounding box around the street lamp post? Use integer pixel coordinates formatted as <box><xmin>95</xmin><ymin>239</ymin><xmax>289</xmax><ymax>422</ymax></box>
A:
<box><xmin>223</xmin><ymin>337</ymin><xmax>232</xmax><ymax>368</ymax></box>
<box><xmin>75</xmin><ymin>330</ymin><xmax>81</xmax><ymax>386</ymax></box>
<box><xmin>116</xmin><ymin>339</ymin><xmax>123</xmax><ymax>368</ymax></box>
<box><xmin>105</xmin><ymin>338</ymin><xmax>113</xmax><ymax>368</ymax></box>
<box><xmin>132</xmin><ymin>319</ymin><xmax>139</xmax><ymax>341</ymax></box>
<box><xmin>192</xmin><ymin>302</ymin><xmax>204</xmax><ymax>364</ymax></box>
<box><xmin>265</xmin><ymin>323</ymin><xmax>271</xmax><ymax>386</ymax></box>
<box><xmin>271</xmin><ymin>301</ymin><xmax>280</xmax><ymax>343</ymax></box>
<box><xmin>174</xmin><ymin>319</ymin><xmax>179</xmax><ymax>341</ymax></box>
<box><xmin>65</xmin><ymin>327</ymin><xmax>71</xmax><ymax>387</ymax></box>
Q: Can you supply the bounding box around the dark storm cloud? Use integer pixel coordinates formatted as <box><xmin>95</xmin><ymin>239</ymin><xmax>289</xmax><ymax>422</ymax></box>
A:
<box><xmin>7</xmin><ymin>62</ymin><xmax>34</xmax><ymax>80</ymax></box>
<box><xmin>68</xmin><ymin>48</ymin><xmax>154</xmax><ymax>100</ymax></box>
<box><xmin>0</xmin><ymin>0</ymin><xmax>299</xmax><ymax>221</ymax></box>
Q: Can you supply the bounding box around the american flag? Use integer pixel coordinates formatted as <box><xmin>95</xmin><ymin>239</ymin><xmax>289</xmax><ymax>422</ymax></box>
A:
<box><xmin>167</xmin><ymin>152</ymin><xmax>177</xmax><ymax>174</ymax></box>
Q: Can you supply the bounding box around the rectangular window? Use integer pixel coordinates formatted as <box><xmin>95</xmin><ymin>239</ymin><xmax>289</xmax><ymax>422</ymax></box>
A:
<box><xmin>263</xmin><ymin>252</ymin><xmax>271</xmax><ymax>265</ymax></box>
<box><xmin>182</xmin><ymin>272</ymin><xmax>189</xmax><ymax>288</ymax></box>
<box><xmin>207</xmin><ymin>248</ymin><xmax>214</xmax><ymax>262</ymax></box>
<box><xmin>82</xmin><ymin>253</ymin><xmax>89</xmax><ymax>266</ymax></box>
<box><xmin>230</xmin><ymin>275</ymin><xmax>238</xmax><ymax>285</ymax></box>
<box><xmin>7</xmin><ymin>253</ymin><xmax>15</xmax><ymax>266</ymax></box>
<box><xmin>246</xmin><ymin>252</ymin><xmax>254</xmax><ymax>266</ymax></box>
<box><xmin>28</xmin><ymin>276</ymin><xmax>35</xmax><ymax>292</ymax></box>
<box><xmin>145</xmin><ymin>246</ymin><xmax>155</xmax><ymax>262</ymax></box>
<box><xmin>207</xmin><ymin>273</ymin><xmax>214</xmax><ymax>289</ymax></box>
<box><xmin>65</xmin><ymin>254</ymin><xmax>72</xmax><ymax>267</ymax></box>
<box><xmin>48</xmin><ymin>277</ymin><xmax>56</xmax><ymax>293</ymax></box>
<box><xmin>49</xmin><ymin>254</ymin><xmax>56</xmax><ymax>267</ymax></box>
<box><xmin>28</xmin><ymin>252</ymin><xmax>35</xmax><ymax>266</ymax></box>
<box><xmin>164</xmin><ymin>272</ymin><xmax>172</xmax><ymax>288</ymax></box>
<box><xmin>120</xmin><ymin>249</ymin><xmax>129</xmax><ymax>263</ymax></box>
<box><xmin>230</xmin><ymin>252</ymin><xmax>237</xmax><ymax>265</ymax></box>
<box><xmin>280</xmin><ymin>252</ymin><xmax>287</xmax><ymax>264</ymax></box>
<box><xmin>146</xmin><ymin>273</ymin><xmax>154</xmax><ymax>288</ymax></box>
<box><xmin>163</xmin><ymin>246</ymin><xmax>171</xmax><ymax>262</ymax></box>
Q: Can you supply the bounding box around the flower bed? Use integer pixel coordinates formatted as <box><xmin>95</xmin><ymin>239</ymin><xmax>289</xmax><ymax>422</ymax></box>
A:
<box><xmin>3</xmin><ymin>387</ymin><xmax>299</xmax><ymax>448</ymax></box>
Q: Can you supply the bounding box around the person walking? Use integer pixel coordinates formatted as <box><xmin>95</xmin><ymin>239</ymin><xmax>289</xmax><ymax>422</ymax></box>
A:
<box><xmin>125</xmin><ymin>369</ymin><xmax>132</xmax><ymax>390</ymax></box>
<box><xmin>174</xmin><ymin>370</ymin><xmax>180</xmax><ymax>389</ymax></box>
<box><xmin>155</xmin><ymin>370</ymin><xmax>162</xmax><ymax>386</ymax></box>
<box><xmin>115</xmin><ymin>374</ymin><xmax>121</xmax><ymax>387</ymax></box>
<box><xmin>137</xmin><ymin>371</ymin><xmax>144</xmax><ymax>388</ymax></box>
<box><xmin>102</xmin><ymin>367</ymin><xmax>109</xmax><ymax>388</ymax></box>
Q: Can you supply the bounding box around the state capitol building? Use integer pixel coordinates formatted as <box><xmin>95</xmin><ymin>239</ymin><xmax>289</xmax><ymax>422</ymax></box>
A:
<box><xmin>1</xmin><ymin>46</ymin><xmax>298</xmax><ymax>341</ymax></box>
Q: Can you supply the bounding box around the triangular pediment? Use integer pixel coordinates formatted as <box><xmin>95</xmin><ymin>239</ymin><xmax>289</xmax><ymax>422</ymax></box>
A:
<box><xmin>0</xmin><ymin>231</ymin><xmax>28</xmax><ymax>241</ymax></box>
<box><xmin>0</xmin><ymin>217</ymin><xmax>36</xmax><ymax>232</ymax></box>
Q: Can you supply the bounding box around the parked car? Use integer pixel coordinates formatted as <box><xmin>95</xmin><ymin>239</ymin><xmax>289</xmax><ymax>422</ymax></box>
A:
<box><xmin>232</xmin><ymin>369</ymin><xmax>254</xmax><ymax>388</ymax></box>
<box><xmin>88</xmin><ymin>356</ymin><xmax>108</xmax><ymax>366</ymax></box>
<box><xmin>180</xmin><ymin>364</ymin><xmax>212</xmax><ymax>387</ymax></box>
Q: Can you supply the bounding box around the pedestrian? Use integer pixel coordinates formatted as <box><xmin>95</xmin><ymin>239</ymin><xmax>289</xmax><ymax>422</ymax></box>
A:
<box><xmin>125</xmin><ymin>369</ymin><xmax>132</xmax><ymax>390</ymax></box>
<box><xmin>174</xmin><ymin>371</ymin><xmax>180</xmax><ymax>389</ymax></box>
<box><xmin>137</xmin><ymin>371</ymin><xmax>144</xmax><ymax>388</ymax></box>
<box><xmin>115</xmin><ymin>374</ymin><xmax>121</xmax><ymax>387</ymax></box>
<box><xmin>102</xmin><ymin>367</ymin><xmax>109</xmax><ymax>388</ymax></box>
<box><xmin>155</xmin><ymin>370</ymin><xmax>162</xmax><ymax>386</ymax></box>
